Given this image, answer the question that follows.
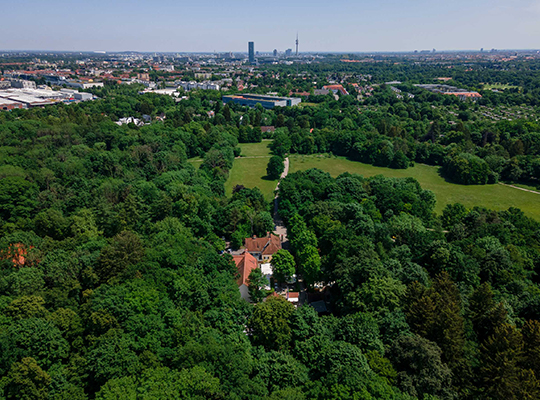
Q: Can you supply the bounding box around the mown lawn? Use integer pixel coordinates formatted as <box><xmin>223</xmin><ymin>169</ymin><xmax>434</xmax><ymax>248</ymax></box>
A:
<box><xmin>224</xmin><ymin>142</ymin><xmax>276</xmax><ymax>200</ymax></box>
<box><xmin>289</xmin><ymin>155</ymin><xmax>540</xmax><ymax>220</ymax></box>
<box><xmin>200</xmin><ymin>142</ymin><xmax>540</xmax><ymax>220</ymax></box>
<box><xmin>237</xmin><ymin>141</ymin><xmax>273</xmax><ymax>157</ymax></box>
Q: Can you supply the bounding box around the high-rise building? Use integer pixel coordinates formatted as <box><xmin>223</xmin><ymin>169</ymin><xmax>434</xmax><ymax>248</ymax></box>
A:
<box><xmin>248</xmin><ymin>41</ymin><xmax>255</xmax><ymax>64</ymax></box>
<box><xmin>285</xmin><ymin>48</ymin><xmax>292</xmax><ymax>57</ymax></box>
<box><xmin>273</xmin><ymin>49</ymin><xmax>277</xmax><ymax>57</ymax></box>
<box><xmin>296</xmin><ymin>33</ymin><xmax>299</xmax><ymax>56</ymax></box>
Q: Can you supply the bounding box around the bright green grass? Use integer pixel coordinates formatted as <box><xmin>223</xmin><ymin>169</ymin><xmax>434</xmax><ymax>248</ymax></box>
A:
<box><xmin>224</xmin><ymin>158</ymin><xmax>277</xmax><ymax>200</ymax></box>
<box><xmin>238</xmin><ymin>141</ymin><xmax>273</xmax><ymax>157</ymax></box>
<box><xmin>224</xmin><ymin>142</ymin><xmax>276</xmax><ymax>200</ymax></box>
<box><xmin>484</xmin><ymin>83</ymin><xmax>520</xmax><ymax>90</ymax></box>
<box><xmin>289</xmin><ymin>155</ymin><xmax>540</xmax><ymax>220</ymax></box>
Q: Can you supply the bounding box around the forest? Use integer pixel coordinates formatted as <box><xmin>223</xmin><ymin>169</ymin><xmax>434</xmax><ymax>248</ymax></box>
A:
<box><xmin>0</xmin><ymin>60</ymin><xmax>539</xmax><ymax>399</ymax></box>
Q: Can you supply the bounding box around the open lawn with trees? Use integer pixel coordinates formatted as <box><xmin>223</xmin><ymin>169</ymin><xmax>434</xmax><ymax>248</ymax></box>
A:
<box><xmin>223</xmin><ymin>142</ymin><xmax>540</xmax><ymax>219</ymax></box>
<box><xmin>289</xmin><ymin>155</ymin><xmax>540</xmax><ymax>220</ymax></box>
<box><xmin>224</xmin><ymin>142</ymin><xmax>276</xmax><ymax>200</ymax></box>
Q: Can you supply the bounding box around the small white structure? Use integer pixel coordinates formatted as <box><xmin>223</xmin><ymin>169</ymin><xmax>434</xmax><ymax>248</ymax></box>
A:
<box><xmin>260</xmin><ymin>263</ymin><xmax>272</xmax><ymax>290</ymax></box>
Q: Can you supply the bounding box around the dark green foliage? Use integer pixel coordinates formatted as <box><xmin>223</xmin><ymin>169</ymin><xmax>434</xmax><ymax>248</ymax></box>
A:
<box><xmin>442</xmin><ymin>152</ymin><xmax>490</xmax><ymax>184</ymax></box>
<box><xmin>478</xmin><ymin>324</ymin><xmax>540</xmax><ymax>399</ymax></box>
<box><xmin>248</xmin><ymin>296</ymin><xmax>295</xmax><ymax>350</ymax></box>
<box><xmin>389</xmin><ymin>335</ymin><xmax>455</xmax><ymax>400</ymax></box>
<box><xmin>1</xmin><ymin>73</ymin><xmax>540</xmax><ymax>399</ymax></box>
<box><xmin>247</xmin><ymin>268</ymin><xmax>269</xmax><ymax>303</ymax></box>
<box><xmin>95</xmin><ymin>231</ymin><xmax>144</xmax><ymax>283</ymax></box>
<box><xmin>266</xmin><ymin>155</ymin><xmax>285</xmax><ymax>180</ymax></box>
<box><xmin>3</xmin><ymin>357</ymin><xmax>51</xmax><ymax>400</ymax></box>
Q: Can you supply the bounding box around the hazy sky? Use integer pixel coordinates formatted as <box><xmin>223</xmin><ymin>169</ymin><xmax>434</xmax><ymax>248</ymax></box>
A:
<box><xmin>1</xmin><ymin>0</ymin><xmax>539</xmax><ymax>52</ymax></box>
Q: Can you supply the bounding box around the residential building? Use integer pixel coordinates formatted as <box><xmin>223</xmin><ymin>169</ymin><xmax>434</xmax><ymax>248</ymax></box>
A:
<box><xmin>177</xmin><ymin>81</ymin><xmax>220</xmax><ymax>91</ymax></box>
<box><xmin>10</xmin><ymin>79</ymin><xmax>36</xmax><ymax>89</ymax></box>
<box><xmin>323</xmin><ymin>84</ymin><xmax>348</xmax><ymax>95</ymax></box>
<box><xmin>244</xmin><ymin>232</ymin><xmax>282</xmax><ymax>262</ymax></box>
<box><xmin>286</xmin><ymin>292</ymin><xmax>300</xmax><ymax>304</ymax></box>
<box><xmin>260</xmin><ymin>126</ymin><xmax>275</xmax><ymax>133</ymax></box>
<box><xmin>232</xmin><ymin>251</ymin><xmax>258</xmax><ymax>301</ymax></box>
<box><xmin>115</xmin><ymin>117</ymin><xmax>145</xmax><ymax>126</ymax></box>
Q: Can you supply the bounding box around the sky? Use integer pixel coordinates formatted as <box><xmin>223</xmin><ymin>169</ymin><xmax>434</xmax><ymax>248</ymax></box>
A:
<box><xmin>1</xmin><ymin>0</ymin><xmax>540</xmax><ymax>53</ymax></box>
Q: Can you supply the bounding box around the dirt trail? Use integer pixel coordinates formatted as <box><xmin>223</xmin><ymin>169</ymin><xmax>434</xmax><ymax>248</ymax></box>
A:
<box><xmin>498</xmin><ymin>182</ymin><xmax>540</xmax><ymax>195</ymax></box>
<box><xmin>273</xmin><ymin>157</ymin><xmax>290</xmax><ymax>245</ymax></box>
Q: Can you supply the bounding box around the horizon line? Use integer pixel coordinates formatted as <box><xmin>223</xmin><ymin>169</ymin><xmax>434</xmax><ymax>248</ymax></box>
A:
<box><xmin>1</xmin><ymin>48</ymin><xmax>540</xmax><ymax>55</ymax></box>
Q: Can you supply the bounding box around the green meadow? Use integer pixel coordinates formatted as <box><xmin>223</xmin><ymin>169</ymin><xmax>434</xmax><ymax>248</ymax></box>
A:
<box><xmin>212</xmin><ymin>142</ymin><xmax>540</xmax><ymax>220</ymax></box>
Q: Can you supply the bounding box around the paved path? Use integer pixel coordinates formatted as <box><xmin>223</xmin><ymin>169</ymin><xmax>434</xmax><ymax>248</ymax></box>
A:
<box><xmin>273</xmin><ymin>157</ymin><xmax>290</xmax><ymax>246</ymax></box>
<box><xmin>498</xmin><ymin>182</ymin><xmax>540</xmax><ymax>195</ymax></box>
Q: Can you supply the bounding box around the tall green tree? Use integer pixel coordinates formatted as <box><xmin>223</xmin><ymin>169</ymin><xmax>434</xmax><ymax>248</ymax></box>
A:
<box><xmin>270</xmin><ymin>249</ymin><xmax>296</xmax><ymax>283</ymax></box>
<box><xmin>248</xmin><ymin>268</ymin><xmax>269</xmax><ymax>303</ymax></box>
<box><xmin>266</xmin><ymin>156</ymin><xmax>285</xmax><ymax>180</ymax></box>
<box><xmin>478</xmin><ymin>324</ymin><xmax>540</xmax><ymax>399</ymax></box>
<box><xmin>4</xmin><ymin>357</ymin><xmax>51</xmax><ymax>400</ymax></box>
<box><xmin>248</xmin><ymin>296</ymin><xmax>294</xmax><ymax>350</ymax></box>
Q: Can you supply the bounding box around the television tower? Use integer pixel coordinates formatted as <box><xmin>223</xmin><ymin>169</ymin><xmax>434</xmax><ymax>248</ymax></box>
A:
<box><xmin>295</xmin><ymin>32</ymin><xmax>299</xmax><ymax>56</ymax></box>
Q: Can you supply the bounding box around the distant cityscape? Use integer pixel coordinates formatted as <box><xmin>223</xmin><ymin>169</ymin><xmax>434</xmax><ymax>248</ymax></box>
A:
<box><xmin>0</xmin><ymin>41</ymin><xmax>538</xmax><ymax>112</ymax></box>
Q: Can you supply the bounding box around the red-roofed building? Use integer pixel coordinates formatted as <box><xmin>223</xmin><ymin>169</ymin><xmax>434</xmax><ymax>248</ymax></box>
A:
<box><xmin>260</xmin><ymin>126</ymin><xmax>275</xmax><ymax>133</ymax></box>
<box><xmin>232</xmin><ymin>251</ymin><xmax>258</xmax><ymax>301</ymax></box>
<box><xmin>444</xmin><ymin>92</ymin><xmax>482</xmax><ymax>100</ymax></box>
<box><xmin>245</xmin><ymin>233</ymin><xmax>282</xmax><ymax>262</ymax></box>
<box><xmin>323</xmin><ymin>84</ymin><xmax>348</xmax><ymax>95</ymax></box>
<box><xmin>286</xmin><ymin>291</ymin><xmax>300</xmax><ymax>304</ymax></box>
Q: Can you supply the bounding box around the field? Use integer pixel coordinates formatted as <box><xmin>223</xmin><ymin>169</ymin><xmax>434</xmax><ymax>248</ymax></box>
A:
<box><xmin>197</xmin><ymin>142</ymin><xmax>540</xmax><ymax>220</ymax></box>
<box><xmin>483</xmin><ymin>83</ymin><xmax>521</xmax><ymax>90</ymax></box>
<box><xmin>224</xmin><ymin>142</ymin><xmax>276</xmax><ymax>200</ymax></box>
<box><xmin>289</xmin><ymin>155</ymin><xmax>540</xmax><ymax>220</ymax></box>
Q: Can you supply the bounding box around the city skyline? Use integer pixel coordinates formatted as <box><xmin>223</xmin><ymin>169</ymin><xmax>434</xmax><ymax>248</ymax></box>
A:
<box><xmin>1</xmin><ymin>0</ymin><xmax>540</xmax><ymax>52</ymax></box>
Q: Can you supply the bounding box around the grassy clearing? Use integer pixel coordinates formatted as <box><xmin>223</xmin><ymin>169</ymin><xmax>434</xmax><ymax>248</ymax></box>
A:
<box><xmin>483</xmin><ymin>83</ymin><xmax>520</xmax><ymax>90</ymax></box>
<box><xmin>238</xmin><ymin>141</ymin><xmax>273</xmax><ymax>157</ymax></box>
<box><xmin>224</xmin><ymin>142</ymin><xmax>276</xmax><ymax>200</ymax></box>
<box><xmin>200</xmin><ymin>142</ymin><xmax>539</xmax><ymax>220</ymax></box>
<box><xmin>298</xmin><ymin>102</ymin><xmax>320</xmax><ymax>108</ymax></box>
<box><xmin>224</xmin><ymin>158</ymin><xmax>276</xmax><ymax>200</ymax></box>
<box><xmin>289</xmin><ymin>155</ymin><xmax>540</xmax><ymax>220</ymax></box>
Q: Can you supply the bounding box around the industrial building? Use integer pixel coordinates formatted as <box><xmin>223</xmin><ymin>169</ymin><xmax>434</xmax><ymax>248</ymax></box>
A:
<box><xmin>0</xmin><ymin>87</ymin><xmax>95</xmax><ymax>110</ymax></box>
<box><xmin>222</xmin><ymin>93</ymin><xmax>301</xmax><ymax>109</ymax></box>
<box><xmin>0</xmin><ymin>98</ymin><xmax>23</xmax><ymax>110</ymax></box>
<box><xmin>415</xmin><ymin>84</ymin><xmax>482</xmax><ymax>100</ymax></box>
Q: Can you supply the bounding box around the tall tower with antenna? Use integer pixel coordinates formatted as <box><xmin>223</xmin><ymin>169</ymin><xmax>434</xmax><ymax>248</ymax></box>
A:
<box><xmin>295</xmin><ymin>33</ymin><xmax>299</xmax><ymax>56</ymax></box>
